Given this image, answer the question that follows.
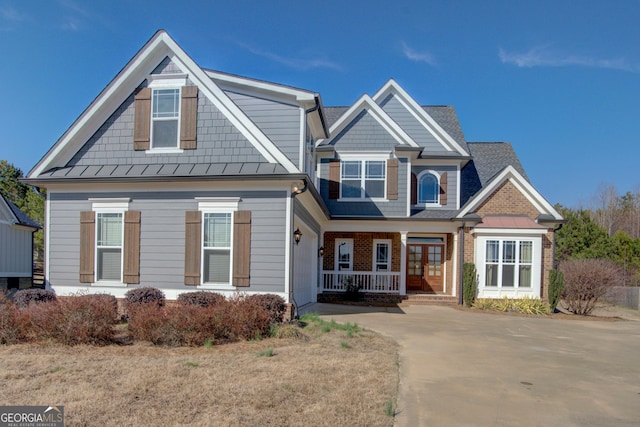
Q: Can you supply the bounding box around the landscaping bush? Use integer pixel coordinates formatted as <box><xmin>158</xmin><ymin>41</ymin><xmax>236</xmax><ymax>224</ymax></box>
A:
<box><xmin>177</xmin><ymin>291</ymin><xmax>225</xmax><ymax>307</ymax></box>
<box><xmin>245</xmin><ymin>294</ymin><xmax>286</xmax><ymax>324</ymax></box>
<box><xmin>52</xmin><ymin>295</ymin><xmax>119</xmax><ymax>345</ymax></box>
<box><xmin>0</xmin><ymin>293</ymin><xmax>22</xmax><ymax>344</ymax></box>
<box><xmin>559</xmin><ymin>258</ymin><xmax>622</xmax><ymax>315</ymax></box>
<box><xmin>14</xmin><ymin>288</ymin><xmax>57</xmax><ymax>309</ymax></box>
<box><xmin>472</xmin><ymin>297</ymin><xmax>550</xmax><ymax>315</ymax></box>
<box><xmin>225</xmin><ymin>295</ymin><xmax>272</xmax><ymax>340</ymax></box>
<box><xmin>124</xmin><ymin>287</ymin><xmax>165</xmax><ymax>309</ymax></box>
<box><xmin>462</xmin><ymin>263</ymin><xmax>477</xmax><ymax>307</ymax></box>
<box><xmin>548</xmin><ymin>269</ymin><xmax>564</xmax><ymax>312</ymax></box>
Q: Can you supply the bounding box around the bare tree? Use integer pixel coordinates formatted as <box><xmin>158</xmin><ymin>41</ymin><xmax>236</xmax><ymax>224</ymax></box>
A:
<box><xmin>590</xmin><ymin>183</ymin><xmax>620</xmax><ymax>236</ymax></box>
<box><xmin>559</xmin><ymin>259</ymin><xmax>622</xmax><ymax>315</ymax></box>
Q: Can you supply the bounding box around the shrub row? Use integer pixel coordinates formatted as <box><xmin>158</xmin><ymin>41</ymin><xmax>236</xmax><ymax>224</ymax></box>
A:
<box><xmin>472</xmin><ymin>297</ymin><xmax>550</xmax><ymax>315</ymax></box>
<box><xmin>0</xmin><ymin>293</ymin><xmax>118</xmax><ymax>345</ymax></box>
<box><xmin>127</xmin><ymin>294</ymin><xmax>273</xmax><ymax>346</ymax></box>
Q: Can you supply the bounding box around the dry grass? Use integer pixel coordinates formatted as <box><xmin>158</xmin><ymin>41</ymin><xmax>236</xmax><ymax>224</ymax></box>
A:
<box><xmin>0</xmin><ymin>319</ymin><xmax>398</xmax><ymax>426</ymax></box>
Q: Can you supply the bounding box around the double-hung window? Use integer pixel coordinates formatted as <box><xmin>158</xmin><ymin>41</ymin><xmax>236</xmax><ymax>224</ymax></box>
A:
<box><xmin>202</xmin><ymin>212</ymin><xmax>232</xmax><ymax>284</ymax></box>
<box><xmin>484</xmin><ymin>239</ymin><xmax>534</xmax><ymax>288</ymax></box>
<box><xmin>96</xmin><ymin>212</ymin><xmax>123</xmax><ymax>282</ymax></box>
<box><xmin>373</xmin><ymin>239</ymin><xmax>391</xmax><ymax>272</ymax></box>
<box><xmin>336</xmin><ymin>239</ymin><xmax>353</xmax><ymax>271</ymax></box>
<box><xmin>151</xmin><ymin>88</ymin><xmax>180</xmax><ymax>148</ymax></box>
<box><xmin>341</xmin><ymin>160</ymin><xmax>386</xmax><ymax>199</ymax></box>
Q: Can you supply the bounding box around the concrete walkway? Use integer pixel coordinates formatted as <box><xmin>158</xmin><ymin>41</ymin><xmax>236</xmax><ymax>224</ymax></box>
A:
<box><xmin>302</xmin><ymin>303</ymin><xmax>640</xmax><ymax>427</ymax></box>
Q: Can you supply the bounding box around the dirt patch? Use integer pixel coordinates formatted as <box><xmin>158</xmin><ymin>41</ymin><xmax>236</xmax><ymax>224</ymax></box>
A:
<box><xmin>0</xmin><ymin>325</ymin><xmax>398</xmax><ymax>426</ymax></box>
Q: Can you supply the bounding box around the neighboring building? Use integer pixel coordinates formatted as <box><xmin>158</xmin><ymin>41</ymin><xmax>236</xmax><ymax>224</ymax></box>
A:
<box><xmin>25</xmin><ymin>31</ymin><xmax>563</xmax><ymax>311</ymax></box>
<box><xmin>0</xmin><ymin>194</ymin><xmax>40</xmax><ymax>291</ymax></box>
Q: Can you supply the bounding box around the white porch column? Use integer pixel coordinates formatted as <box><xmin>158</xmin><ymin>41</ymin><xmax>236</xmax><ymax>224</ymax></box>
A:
<box><xmin>452</xmin><ymin>232</ymin><xmax>458</xmax><ymax>298</ymax></box>
<box><xmin>400</xmin><ymin>231</ymin><xmax>408</xmax><ymax>295</ymax></box>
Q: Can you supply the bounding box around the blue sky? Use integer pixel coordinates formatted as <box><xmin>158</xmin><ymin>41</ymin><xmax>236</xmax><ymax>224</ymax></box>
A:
<box><xmin>1</xmin><ymin>0</ymin><xmax>639</xmax><ymax>207</ymax></box>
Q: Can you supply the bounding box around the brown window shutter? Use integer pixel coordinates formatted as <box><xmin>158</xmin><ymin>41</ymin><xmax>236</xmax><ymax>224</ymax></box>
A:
<box><xmin>184</xmin><ymin>211</ymin><xmax>202</xmax><ymax>285</ymax></box>
<box><xmin>440</xmin><ymin>172</ymin><xmax>448</xmax><ymax>205</ymax></box>
<box><xmin>233</xmin><ymin>211</ymin><xmax>251</xmax><ymax>287</ymax></box>
<box><xmin>387</xmin><ymin>158</ymin><xmax>398</xmax><ymax>200</ymax></box>
<box><xmin>180</xmin><ymin>86</ymin><xmax>198</xmax><ymax>150</ymax></box>
<box><xmin>329</xmin><ymin>159</ymin><xmax>341</xmax><ymax>199</ymax></box>
<box><xmin>79</xmin><ymin>211</ymin><xmax>95</xmax><ymax>283</ymax></box>
<box><xmin>134</xmin><ymin>87</ymin><xmax>151</xmax><ymax>150</ymax></box>
<box><xmin>123</xmin><ymin>211</ymin><xmax>141</xmax><ymax>284</ymax></box>
<box><xmin>411</xmin><ymin>173</ymin><xmax>417</xmax><ymax>205</ymax></box>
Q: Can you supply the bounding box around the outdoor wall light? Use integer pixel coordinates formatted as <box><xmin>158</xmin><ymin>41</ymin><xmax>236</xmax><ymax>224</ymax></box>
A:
<box><xmin>318</xmin><ymin>246</ymin><xmax>324</xmax><ymax>257</ymax></box>
<box><xmin>293</xmin><ymin>228</ymin><xmax>302</xmax><ymax>245</ymax></box>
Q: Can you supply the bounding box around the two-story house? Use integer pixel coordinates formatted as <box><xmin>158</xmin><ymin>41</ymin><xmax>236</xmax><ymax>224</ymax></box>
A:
<box><xmin>25</xmin><ymin>30</ymin><xmax>563</xmax><ymax>314</ymax></box>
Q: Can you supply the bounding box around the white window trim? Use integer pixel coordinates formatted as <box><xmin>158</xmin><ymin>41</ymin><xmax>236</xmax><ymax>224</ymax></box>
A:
<box><xmin>373</xmin><ymin>239</ymin><xmax>392</xmax><ymax>272</ymax></box>
<box><xmin>91</xmin><ymin>199</ymin><xmax>130</xmax><ymax>287</ymax></box>
<box><xmin>416</xmin><ymin>170</ymin><xmax>441</xmax><ymax>207</ymax></box>
<box><xmin>335</xmin><ymin>238</ymin><xmax>354</xmax><ymax>271</ymax></box>
<box><xmin>197</xmin><ymin>198</ymin><xmax>240</xmax><ymax>290</ymax></box>
<box><xmin>338</xmin><ymin>155</ymin><xmax>389</xmax><ymax>201</ymax></box>
<box><xmin>475</xmin><ymin>235</ymin><xmax>542</xmax><ymax>298</ymax></box>
<box><xmin>147</xmin><ymin>76</ymin><xmax>188</xmax><ymax>152</ymax></box>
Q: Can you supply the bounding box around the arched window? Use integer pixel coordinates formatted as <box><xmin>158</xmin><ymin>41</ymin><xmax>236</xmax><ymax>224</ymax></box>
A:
<box><xmin>418</xmin><ymin>172</ymin><xmax>439</xmax><ymax>204</ymax></box>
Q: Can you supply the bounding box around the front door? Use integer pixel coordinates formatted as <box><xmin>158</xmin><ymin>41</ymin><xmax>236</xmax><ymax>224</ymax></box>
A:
<box><xmin>406</xmin><ymin>244</ymin><xmax>444</xmax><ymax>292</ymax></box>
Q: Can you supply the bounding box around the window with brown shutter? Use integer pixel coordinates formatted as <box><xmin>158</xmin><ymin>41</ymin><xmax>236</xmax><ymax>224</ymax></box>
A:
<box><xmin>79</xmin><ymin>211</ymin><xmax>95</xmax><ymax>283</ymax></box>
<box><xmin>329</xmin><ymin>159</ymin><xmax>341</xmax><ymax>199</ymax></box>
<box><xmin>123</xmin><ymin>211</ymin><xmax>141</xmax><ymax>284</ymax></box>
<box><xmin>184</xmin><ymin>211</ymin><xmax>202</xmax><ymax>285</ymax></box>
<box><xmin>387</xmin><ymin>159</ymin><xmax>398</xmax><ymax>200</ymax></box>
<box><xmin>440</xmin><ymin>172</ymin><xmax>448</xmax><ymax>206</ymax></box>
<box><xmin>133</xmin><ymin>88</ymin><xmax>151</xmax><ymax>150</ymax></box>
<box><xmin>233</xmin><ymin>211</ymin><xmax>251</xmax><ymax>287</ymax></box>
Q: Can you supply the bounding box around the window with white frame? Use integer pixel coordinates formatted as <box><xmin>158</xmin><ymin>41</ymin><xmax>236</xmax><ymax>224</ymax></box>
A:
<box><xmin>202</xmin><ymin>212</ymin><xmax>232</xmax><ymax>284</ymax></box>
<box><xmin>96</xmin><ymin>212</ymin><xmax>124</xmax><ymax>282</ymax></box>
<box><xmin>341</xmin><ymin>160</ymin><xmax>386</xmax><ymax>199</ymax></box>
<box><xmin>418</xmin><ymin>172</ymin><xmax>439</xmax><ymax>204</ymax></box>
<box><xmin>336</xmin><ymin>239</ymin><xmax>353</xmax><ymax>271</ymax></box>
<box><xmin>485</xmin><ymin>239</ymin><xmax>533</xmax><ymax>288</ymax></box>
<box><xmin>151</xmin><ymin>88</ymin><xmax>181</xmax><ymax>148</ymax></box>
<box><xmin>373</xmin><ymin>239</ymin><xmax>392</xmax><ymax>271</ymax></box>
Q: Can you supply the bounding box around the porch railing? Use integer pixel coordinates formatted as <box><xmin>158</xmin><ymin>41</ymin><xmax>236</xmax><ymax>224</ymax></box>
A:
<box><xmin>322</xmin><ymin>271</ymin><xmax>400</xmax><ymax>293</ymax></box>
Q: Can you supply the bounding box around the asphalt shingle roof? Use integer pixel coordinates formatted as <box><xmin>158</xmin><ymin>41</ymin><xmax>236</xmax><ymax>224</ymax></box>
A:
<box><xmin>1</xmin><ymin>194</ymin><xmax>40</xmax><ymax>228</ymax></box>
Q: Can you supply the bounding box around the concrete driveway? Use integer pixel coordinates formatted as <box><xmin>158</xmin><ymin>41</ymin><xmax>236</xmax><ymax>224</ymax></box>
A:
<box><xmin>304</xmin><ymin>303</ymin><xmax>640</xmax><ymax>427</ymax></box>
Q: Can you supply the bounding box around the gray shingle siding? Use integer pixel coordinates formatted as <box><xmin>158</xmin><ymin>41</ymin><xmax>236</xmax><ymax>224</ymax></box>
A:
<box><xmin>151</xmin><ymin>57</ymin><xmax>182</xmax><ymax>75</ymax></box>
<box><xmin>330</xmin><ymin>110</ymin><xmax>399</xmax><ymax>151</ymax></box>
<box><xmin>226</xmin><ymin>90</ymin><xmax>301</xmax><ymax>168</ymax></box>
<box><xmin>380</xmin><ymin>94</ymin><xmax>446</xmax><ymax>151</ymax></box>
<box><xmin>47</xmin><ymin>190</ymin><xmax>288</xmax><ymax>293</ymax></box>
<box><xmin>67</xmin><ymin>88</ymin><xmax>268</xmax><ymax>171</ymax></box>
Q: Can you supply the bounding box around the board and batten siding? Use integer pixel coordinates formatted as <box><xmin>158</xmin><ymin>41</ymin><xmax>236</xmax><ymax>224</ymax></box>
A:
<box><xmin>47</xmin><ymin>191</ymin><xmax>288</xmax><ymax>294</ymax></box>
<box><xmin>378</xmin><ymin>93</ymin><xmax>448</xmax><ymax>152</ymax></box>
<box><xmin>225</xmin><ymin>90</ymin><xmax>302</xmax><ymax>168</ymax></box>
<box><xmin>0</xmin><ymin>224</ymin><xmax>33</xmax><ymax>275</ymax></box>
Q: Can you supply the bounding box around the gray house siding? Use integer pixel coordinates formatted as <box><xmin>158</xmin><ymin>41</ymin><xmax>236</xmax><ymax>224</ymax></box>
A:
<box><xmin>47</xmin><ymin>190</ymin><xmax>288</xmax><ymax>293</ymax></box>
<box><xmin>226</xmin><ymin>90</ymin><xmax>301</xmax><ymax>168</ymax></box>
<box><xmin>151</xmin><ymin>57</ymin><xmax>182</xmax><ymax>75</ymax></box>
<box><xmin>319</xmin><ymin>157</ymin><xmax>408</xmax><ymax>217</ymax></box>
<box><xmin>412</xmin><ymin>165</ymin><xmax>458</xmax><ymax>210</ymax></box>
<box><xmin>331</xmin><ymin>110</ymin><xmax>399</xmax><ymax>151</ymax></box>
<box><xmin>0</xmin><ymin>224</ymin><xmax>33</xmax><ymax>276</ymax></box>
<box><xmin>294</xmin><ymin>200</ymin><xmax>321</xmax><ymax>236</ymax></box>
<box><xmin>68</xmin><ymin>86</ymin><xmax>268</xmax><ymax>169</ymax></box>
<box><xmin>379</xmin><ymin>94</ymin><xmax>447</xmax><ymax>152</ymax></box>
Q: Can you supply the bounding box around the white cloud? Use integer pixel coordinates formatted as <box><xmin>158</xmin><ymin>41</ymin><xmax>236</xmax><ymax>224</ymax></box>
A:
<box><xmin>0</xmin><ymin>5</ymin><xmax>27</xmax><ymax>30</ymax></box>
<box><xmin>499</xmin><ymin>46</ymin><xmax>638</xmax><ymax>72</ymax></box>
<box><xmin>235</xmin><ymin>41</ymin><xmax>342</xmax><ymax>71</ymax></box>
<box><xmin>401</xmin><ymin>42</ymin><xmax>437</xmax><ymax>66</ymax></box>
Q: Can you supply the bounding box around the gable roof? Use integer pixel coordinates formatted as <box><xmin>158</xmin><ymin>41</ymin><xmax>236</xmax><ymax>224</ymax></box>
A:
<box><xmin>28</xmin><ymin>30</ymin><xmax>304</xmax><ymax>179</ymax></box>
<box><xmin>0</xmin><ymin>194</ymin><xmax>40</xmax><ymax>229</ymax></box>
<box><xmin>317</xmin><ymin>94</ymin><xmax>419</xmax><ymax>148</ymax></box>
<box><xmin>372</xmin><ymin>79</ymin><xmax>470</xmax><ymax>156</ymax></box>
<box><xmin>458</xmin><ymin>164</ymin><xmax>563</xmax><ymax>221</ymax></box>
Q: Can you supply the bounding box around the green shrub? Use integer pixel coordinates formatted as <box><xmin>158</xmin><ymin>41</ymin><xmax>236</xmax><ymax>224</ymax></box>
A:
<box><xmin>471</xmin><ymin>298</ymin><xmax>496</xmax><ymax>310</ymax></box>
<box><xmin>548</xmin><ymin>269</ymin><xmax>564</xmax><ymax>311</ymax></box>
<box><xmin>124</xmin><ymin>287</ymin><xmax>165</xmax><ymax>310</ymax></box>
<box><xmin>462</xmin><ymin>263</ymin><xmax>477</xmax><ymax>307</ymax></box>
<box><xmin>14</xmin><ymin>289</ymin><xmax>57</xmax><ymax>309</ymax></box>
<box><xmin>177</xmin><ymin>291</ymin><xmax>225</xmax><ymax>307</ymax></box>
<box><xmin>472</xmin><ymin>297</ymin><xmax>549</xmax><ymax>315</ymax></box>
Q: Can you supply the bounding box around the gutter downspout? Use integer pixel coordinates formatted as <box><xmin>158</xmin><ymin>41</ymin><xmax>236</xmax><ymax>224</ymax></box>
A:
<box><xmin>289</xmin><ymin>179</ymin><xmax>308</xmax><ymax>319</ymax></box>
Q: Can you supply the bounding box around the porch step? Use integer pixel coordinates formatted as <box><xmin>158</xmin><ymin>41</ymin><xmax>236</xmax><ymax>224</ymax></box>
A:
<box><xmin>400</xmin><ymin>294</ymin><xmax>458</xmax><ymax>306</ymax></box>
